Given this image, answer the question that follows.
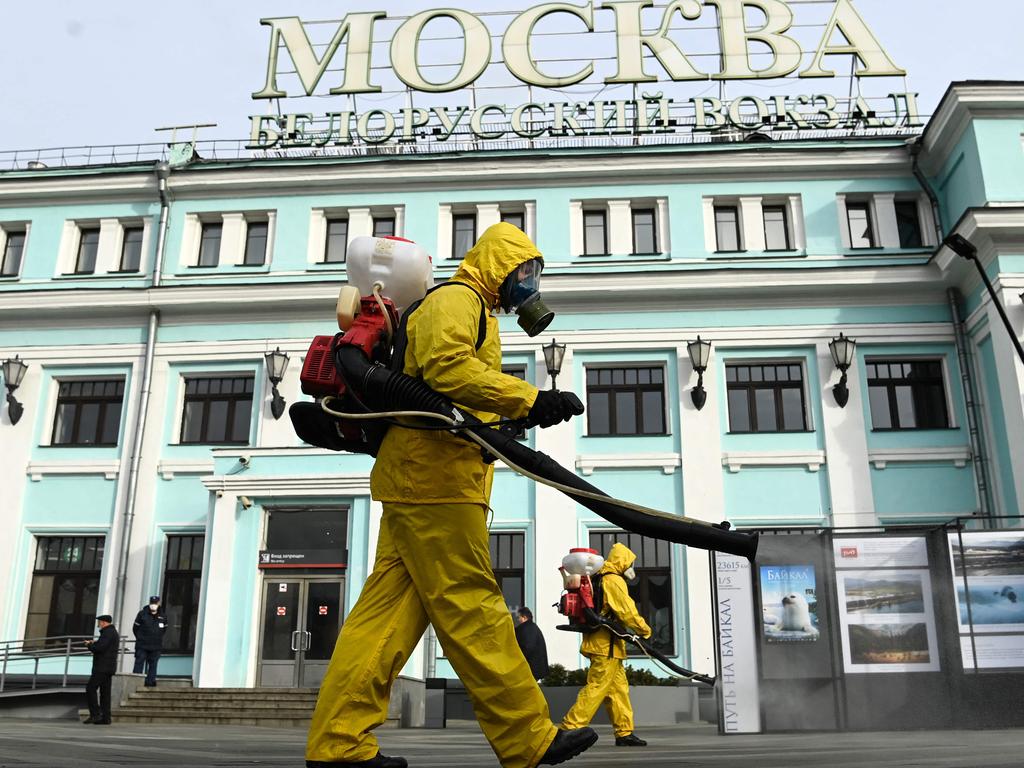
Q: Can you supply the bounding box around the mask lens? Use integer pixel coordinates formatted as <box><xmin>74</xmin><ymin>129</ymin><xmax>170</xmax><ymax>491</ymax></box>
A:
<box><xmin>505</xmin><ymin>259</ymin><xmax>542</xmax><ymax>309</ymax></box>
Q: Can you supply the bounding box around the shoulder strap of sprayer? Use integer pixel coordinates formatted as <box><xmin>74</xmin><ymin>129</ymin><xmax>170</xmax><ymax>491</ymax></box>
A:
<box><xmin>390</xmin><ymin>282</ymin><xmax>488</xmax><ymax>372</ymax></box>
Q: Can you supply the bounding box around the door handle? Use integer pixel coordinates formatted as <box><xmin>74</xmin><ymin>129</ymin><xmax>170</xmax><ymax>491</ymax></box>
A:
<box><xmin>303</xmin><ymin>631</ymin><xmax>312</xmax><ymax>651</ymax></box>
<box><xmin>290</xmin><ymin>630</ymin><xmax>300</xmax><ymax>652</ymax></box>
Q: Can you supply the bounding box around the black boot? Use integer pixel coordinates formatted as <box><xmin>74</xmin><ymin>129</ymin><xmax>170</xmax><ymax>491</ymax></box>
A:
<box><xmin>615</xmin><ymin>733</ymin><xmax>647</xmax><ymax>747</ymax></box>
<box><xmin>539</xmin><ymin>727</ymin><xmax>598</xmax><ymax>765</ymax></box>
<box><xmin>82</xmin><ymin>716</ymin><xmax>96</xmax><ymax>724</ymax></box>
<box><xmin>305</xmin><ymin>753</ymin><xmax>407</xmax><ymax>768</ymax></box>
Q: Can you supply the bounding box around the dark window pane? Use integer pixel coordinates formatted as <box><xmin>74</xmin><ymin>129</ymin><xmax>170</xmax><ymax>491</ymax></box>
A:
<box><xmin>206</xmin><ymin>400</ymin><xmax>229</xmax><ymax>442</ymax></box>
<box><xmin>501</xmin><ymin>211</ymin><xmax>524</xmax><ymax>230</ymax></box>
<box><xmin>894</xmin><ymin>385</ymin><xmax>915</xmax><ymax>428</ymax></box>
<box><xmin>75</xmin><ymin>228</ymin><xmax>100</xmax><ymax>274</ymax></box>
<box><xmin>244</xmin><ymin>221</ymin><xmax>268</xmax><ymax>266</ymax></box>
<box><xmin>53</xmin><ymin>403</ymin><xmax>77</xmax><ymax>444</ymax></box>
<box><xmin>754</xmin><ymin>389</ymin><xmax>777</xmax><ymax>432</ymax></box>
<box><xmin>715</xmin><ymin>207</ymin><xmax>740</xmax><ymax>251</ymax></box>
<box><xmin>588</xmin><ymin>391</ymin><xmax>610</xmax><ymax>435</ymax></box>
<box><xmin>182</xmin><ymin>376</ymin><xmax>254</xmax><ymax>444</ymax></box>
<box><xmin>780</xmin><ymin>387</ymin><xmax>805</xmax><ymax>431</ymax></box>
<box><xmin>120</xmin><ymin>227</ymin><xmax>144</xmax><ymax>271</ymax></box>
<box><xmin>895</xmin><ymin>201</ymin><xmax>923</xmax><ymax>248</ymax></box>
<box><xmin>868</xmin><ymin>385</ymin><xmax>892</xmax><ymax>429</ymax></box>
<box><xmin>51</xmin><ymin>379</ymin><xmax>125</xmax><ymax>446</ymax></box>
<box><xmin>599</xmin><ymin>369</ymin><xmax>611</xmax><ymax>385</ymax></box>
<box><xmin>181</xmin><ymin>400</ymin><xmax>204</xmax><ymax>443</ymax></box>
<box><xmin>583</xmin><ymin>210</ymin><xmax>607</xmax><ymax>255</ymax></box>
<box><xmin>914</xmin><ymin>383</ymin><xmax>948</xmax><ymax>428</ymax></box>
<box><xmin>615</xmin><ymin>391</ymin><xmax>637</xmax><ymax>434</ymax></box>
<box><xmin>641</xmin><ymin>390</ymin><xmax>664</xmax><ymax>434</ymax></box>
<box><xmin>452</xmin><ymin>215</ymin><xmax>476</xmax><ymax>259</ymax></box>
<box><xmin>728</xmin><ymin>389</ymin><xmax>750</xmax><ymax>431</ymax></box>
<box><xmin>231</xmin><ymin>398</ymin><xmax>253</xmax><ymax>442</ymax></box>
<box><xmin>77</xmin><ymin>403</ymin><xmax>100</xmax><ymax>445</ymax></box>
<box><xmin>632</xmin><ymin>208</ymin><xmax>656</xmax><ymax>254</ymax></box>
<box><xmin>324</xmin><ymin>218</ymin><xmax>348</xmax><ymax>263</ymax></box>
<box><xmin>612</xmin><ymin>369</ymin><xmax>624</xmax><ymax>386</ymax></box>
<box><xmin>198</xmin><ymin>223</ymin><xmax>222</xmax><ymax>267</ymax></box>
<box><xmin>3</xmin><ymin>231</ymin><xmax>26</xmax><ymax>276</ymax></box>
<box><xmin>847</xmin><ymin>203</ymin><xmax>874</xmax><ymax>248</ymax></box>
<box><xmin>372</xmin><ymin>217</ymin><xmax>395</xmax><ymax>238</ymax></box>
<box><xmin>763</xmin><ymin>206</ymin><xmax>790</xmax><ymax>251</ymax></box>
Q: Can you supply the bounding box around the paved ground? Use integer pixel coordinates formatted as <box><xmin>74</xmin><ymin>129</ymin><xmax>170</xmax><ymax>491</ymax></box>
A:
<box><xmin>1</xmin><ymin>719</ymin><xmax>1023</xmax><ymax>767</ymax></box>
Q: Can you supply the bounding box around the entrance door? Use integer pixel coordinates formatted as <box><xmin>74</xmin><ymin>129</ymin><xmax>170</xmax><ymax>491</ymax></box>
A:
<box><xmin>258</xmin><ymin>578</ymin><xmax>344</xmax><ymax>687</ymax></box>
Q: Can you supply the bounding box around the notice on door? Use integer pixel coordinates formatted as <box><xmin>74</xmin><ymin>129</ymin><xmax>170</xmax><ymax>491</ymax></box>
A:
<box><xmin>318</xmin><ymin>605</ymin><xmax>328</xmax><ymax>616</ymax></box>
<box><xmin>277</xmin><ymin>606</ymin><xmax>287</xmax><ymax>616</ymax></box>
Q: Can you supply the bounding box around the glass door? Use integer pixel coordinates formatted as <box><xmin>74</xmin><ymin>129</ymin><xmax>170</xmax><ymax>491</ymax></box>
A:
<box><xmin>258</xmin><ymin>578</ymin><xmax>344</xmax><ymax>688</ymax></box>
<box><xmin>300</xmin><ymin>580</ymin><xmax>344</xmax><ymax>687</ymax></box>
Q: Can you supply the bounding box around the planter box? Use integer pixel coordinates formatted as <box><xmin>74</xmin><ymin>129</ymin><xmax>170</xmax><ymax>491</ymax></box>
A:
<box><xmin>542</xmin><ymin>685</ymin><xmax>699</xmax><ymax>726</ymax></box>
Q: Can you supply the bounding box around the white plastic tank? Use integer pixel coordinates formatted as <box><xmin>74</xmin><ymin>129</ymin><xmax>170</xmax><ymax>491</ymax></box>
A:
<box><xmin>561</xmin><ymin>548</ymin><xmax>604</xmax><ymax>576</ymax></box>
<box><xmin>346</xmin><ymin>236</ymin><xmax>433</xmax><ymax>315</ymax></box>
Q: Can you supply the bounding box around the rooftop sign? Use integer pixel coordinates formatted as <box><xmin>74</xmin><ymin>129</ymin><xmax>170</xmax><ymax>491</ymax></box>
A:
<box><xmin>247</xmin><ymin>0</ymin><xmax>917</xmax><ymax>150</ymax></box>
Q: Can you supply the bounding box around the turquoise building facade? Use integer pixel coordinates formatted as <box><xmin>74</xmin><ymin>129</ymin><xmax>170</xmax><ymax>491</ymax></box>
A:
<box><xmin>0</xmin><ymin>81</ymin><xmax>1021</xmax><ymax>688</ymax></box>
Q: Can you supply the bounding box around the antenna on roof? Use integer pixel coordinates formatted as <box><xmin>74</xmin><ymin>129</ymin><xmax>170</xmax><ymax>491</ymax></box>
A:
<box><xmin>154</xmin><ymin>123</ymin><xmax>217</xmax><ymax>167</ymax></box>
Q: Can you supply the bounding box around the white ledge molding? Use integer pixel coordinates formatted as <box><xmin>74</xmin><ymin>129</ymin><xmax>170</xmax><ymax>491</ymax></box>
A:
<box><xmin>721</xmin><ymin>450</ymin><xmax>826</xmax><ymax>473</ymax></box>
<box><xmin>201</xmin><ymin>473</ymin><xmax>370</xmax><ymax>495</ymax></box>
<box><xmin>576</xmin><ymin>453</ymin><xmax>682</xmax><ymax>476</ymax></box>
<box><xmin>27</xmin><ymin>460</ymin><xmax>121</xmax><ymax>482</ymax></box>
<box><xmin>158</xmin><ymin>459</ymin><xmax>216</xmax><ymax>480</ymax></box>
<box><xmin>868</xmin><ymin>446</ymin><xmax>972</xmax><ymax>470</ymax></box>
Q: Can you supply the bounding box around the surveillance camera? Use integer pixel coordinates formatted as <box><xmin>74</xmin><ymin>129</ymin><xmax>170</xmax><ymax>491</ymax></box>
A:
<box><xmin>240</xmin><ymin>496</ymin><xmax>254</xmax><ymax>509</ymax></box>
<box><xmin>238</xmin><ymin>455</ymin><xmax>251</xmax><ymax>467</ymax></box>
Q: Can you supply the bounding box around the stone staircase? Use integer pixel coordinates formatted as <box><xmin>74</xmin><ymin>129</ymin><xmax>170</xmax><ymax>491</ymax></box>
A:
<box><xmin>112</xmin><ymin>683</ymin><xmax>323</xmax><ymax>728</ymax></box>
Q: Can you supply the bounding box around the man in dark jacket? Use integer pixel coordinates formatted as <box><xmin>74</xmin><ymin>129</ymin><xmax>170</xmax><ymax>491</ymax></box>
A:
<box><xmin>514</xmin><ymin>607</ymin><xmax>549</xmax><ymax>681</ymax></box>
<box><xmin>84</xmin><ymin>615</ymin><xmax>119</xmax><ymax>725</ymax></box>
<box><xmin>132</xmin><ymin>595</ymin><xmax>167</xmax><ymax>687</ymax></box>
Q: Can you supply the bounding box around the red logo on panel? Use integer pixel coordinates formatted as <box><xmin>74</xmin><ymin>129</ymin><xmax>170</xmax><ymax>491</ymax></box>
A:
<box><xmin>840</xmin><ymin>547</ymin><xmax>858</xmax><ymax>558</ymax></box>
<box><xmin>276</xmin><ymin>606</ymin><xmax>287</xmax><ymax>616</ymax></box>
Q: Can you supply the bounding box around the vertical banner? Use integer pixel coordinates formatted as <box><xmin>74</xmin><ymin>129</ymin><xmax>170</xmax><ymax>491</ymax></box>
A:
<box><xmin>714</xmin><ymin>553</ymin><xmax>761</xmax><ymax>734</ymax></box>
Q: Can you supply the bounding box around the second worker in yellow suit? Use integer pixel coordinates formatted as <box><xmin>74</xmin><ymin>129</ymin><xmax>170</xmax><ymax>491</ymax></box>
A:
<box><xmin>561</xmin><ymin>542</ymin><xmax>651</xmax><ymax>747</ymax></box>
<box><xmin>306</xmin><ymin>223</ymin><xmax>596</xmax><ymax>768</ymax></box>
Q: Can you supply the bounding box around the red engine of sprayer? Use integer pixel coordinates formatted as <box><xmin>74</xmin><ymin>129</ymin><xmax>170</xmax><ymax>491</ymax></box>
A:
<box><xmin>557</xmin><ymin>567</ymin><xmax>597</xmax><ymax>628</ymax></box>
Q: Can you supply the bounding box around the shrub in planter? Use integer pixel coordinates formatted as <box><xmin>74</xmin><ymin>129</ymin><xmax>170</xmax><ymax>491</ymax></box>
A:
<box><xmin>542</xmin><ymin>662</ymin><xmax>677</xmax><ymax>687</ymax></box>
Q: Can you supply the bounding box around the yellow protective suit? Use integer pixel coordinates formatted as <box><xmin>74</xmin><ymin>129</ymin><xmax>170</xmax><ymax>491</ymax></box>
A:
<box><xmin>307</xmin><ymin>223</ymin><xmax>556</xmax><ymax>768</ymax></box>
<box><xmin>561</xmin><ymin>543</ymin><xmax>651</xmax><ymax>738</ymax></box>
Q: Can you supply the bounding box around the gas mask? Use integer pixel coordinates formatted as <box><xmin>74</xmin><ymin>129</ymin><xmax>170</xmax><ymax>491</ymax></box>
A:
<box><xmin>499</xmin><ymin>258</ymin><xmax>553</xmax><ymax>337</ymax></box>
<box><xmin>623</xmin><ymin>566</ymin><xmax>637</xmax><ymax>581</ymax></box>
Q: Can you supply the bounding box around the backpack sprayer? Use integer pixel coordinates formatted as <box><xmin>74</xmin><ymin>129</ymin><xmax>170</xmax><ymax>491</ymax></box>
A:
<box><xmin>556</xmin><ymin>548</ymin><xmax>715</xmax><ymax>686</ymax></box>
<box><xmin>289</xmin><ymin>235</ymin><xmax>759</xmax><ymax>562</ymax></box>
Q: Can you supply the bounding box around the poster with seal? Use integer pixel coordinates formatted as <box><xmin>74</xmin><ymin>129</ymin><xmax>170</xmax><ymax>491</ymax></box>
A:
<box><xmin>759</xmin><ymin>565</ymin><xmax>820</xmax><ymax>644</ymax></box>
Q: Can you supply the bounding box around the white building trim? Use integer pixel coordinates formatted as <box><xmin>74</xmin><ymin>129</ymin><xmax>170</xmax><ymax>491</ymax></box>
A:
<box><xmin>575</xmin><ymin>453</ymin><xmax>681</xmax><ymax>475</ymax></box>
<box><xmin>26</xmin><ymin>460</ymin><xmax>120</xmax><ymax>481</ymax></box>
<box><xmin>867</xmin><ymin>446</ymin><xmax>973</xmax><ymax>470</ymax></box>
<box><xmin>721</xmin><ymin>450</ymin><xmax>826</xmax><ymax>473</ymax></box>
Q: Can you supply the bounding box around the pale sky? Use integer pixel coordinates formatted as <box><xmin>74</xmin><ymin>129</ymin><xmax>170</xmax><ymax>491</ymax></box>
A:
<box><xmin>0</xmin><ymin>0</ymin><xmax>1021</xmax><ymax>151</ymax></box>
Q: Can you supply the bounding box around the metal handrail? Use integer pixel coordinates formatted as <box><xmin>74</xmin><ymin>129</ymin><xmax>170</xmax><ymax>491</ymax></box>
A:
<box><xmin>0</xmin><ymin>634</ymin><xmax>137</xmax><ymax>694</ymax></box>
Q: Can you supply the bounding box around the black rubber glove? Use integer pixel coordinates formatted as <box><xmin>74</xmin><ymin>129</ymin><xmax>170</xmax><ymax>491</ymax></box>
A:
<box><xmin>525</xmin><ymin>390</ymin><xmax>585</xmax><ymax>429</ymax></box>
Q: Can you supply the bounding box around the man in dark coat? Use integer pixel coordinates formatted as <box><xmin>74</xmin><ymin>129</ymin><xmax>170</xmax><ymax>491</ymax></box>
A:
<box><xmin>84</xmin><ymin>615</ymin><xmax>119</xmax><ymax>725</ymax></box>
<box><xmin>132</xmin><ymin>595</ymin><xmax>167</xmax><ymax>687</ymax></box>
<box><xmin>514</xmin><ymin>606</ymin><xmax>549</xmax><ymax>681</ymax></box>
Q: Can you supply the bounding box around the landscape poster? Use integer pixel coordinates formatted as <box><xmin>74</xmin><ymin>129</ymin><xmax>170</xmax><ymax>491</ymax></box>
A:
<box><xmin>760</xmin><ymin>565</ymin><xmax>820</xmax><ymax>644</ymax></box>
<box><xmin>949</xmin><ymin>532</ymin><xmax>1024</xmax><ymax>634</ymax></box>
<box><xmin>836</xmin><ymin>569</ymin><xmax>940</xmax><ymax>673</ymax></box>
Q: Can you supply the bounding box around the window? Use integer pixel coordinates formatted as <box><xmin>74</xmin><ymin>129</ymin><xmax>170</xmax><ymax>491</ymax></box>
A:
<box><xmin>714</xmin><ymin>206</ymin><xmax>741</xmax><ymax>252</ymax></box>
<box><xmin>589</xmin><ymin>530</ymin><xmax>674</xmax><ymax>656</ymax></box>
<box><xmin>119</xmin><ymin>226</ymin><xmax>144</xmax><ymax>272</ymax></box>
<box><xmin>25</xmin><ymin>536</ymin><xmax>104</xmax><ymax>644</ymax></box>
<box><xmin>180</xmin><ymin>375</ymin><xmax>254</xmax><ymax>444</ymax></box>
<box><xmin>763</xmin><ymin>206</ymin><xmax>790</xmax><ymax>251</ymax></box>
<box><xmin>324</xmin><ymin>218</ymin><xmax>349</xmax><ymax>264</ymax></box>
<box><xmin>452</xmin><ymin>214</ymin><xmax>476</xmax><ymax>259</ymax></box>
<box><xmin>583</xmin><ymin>210</ymin><xmax>607</xmax><ymax>256</ymax></box>
<box><xmin>2</xmin><ymin>229</ymin><xmax>25</xmax><ymax>277</ymax></box>
<box><xmin>198</xmin><ymin>222</ymin><xmax>222</xmax><ymax>267</ymax></box>
<box><xmin>586</xmin><ymin>366</ymin><xmax>666</xmax><ymax>436</ymax></box>
<box><xmin>75</xmin><ymin>227</ymin><xmax>100</xmax><ymax>274</ymax></box>
<box><xmin>502</xmin><ymin>365</ymin><xmax>528</xmax><ymax>439</ymax></box>
<box><xmin>866</xmin><ymin>360</ymin><xmax>949</xmax><ymax>430</ymax></box>
<box><xmin>52</xmin><ymin>379</ymin><xmax>125</xmax><ymax>446</ymax></box>
<box><xmin>490</xmin><ymin>532</ymin><xmax>525</xmax><ymax>613</ymax></box>
<box><xmin>895</xmin><ymin>201</ymin><xmax>923</xmax><ymax>248</ymax></box>
<box><xmin>631</xmin><ymin>208</ymin><xmax>657</xmax><ymax>254</ymax></box>
<box><xmin>726</xmin><ymin>363</ymin><xmax>807</xmax><ymax>433</ymax></box>
<box><xmin>501</xmin><ymin>211</ymin><xmax>525</xmax><ymax>230</ymax></box>
<box><xmin>846</xmin><ymin>203</ymin><xmax>874</xmax><ymax>248</ymax></box>
<box><xmin>372</xmin><ymin>216</ymin><xmax>395</xmax><ymax>238</ymax></box>
<box><xmin>243</xmin><ymin>221</ymin><xmax>269</xmax><ymax>266</ymax></box>
<box><xmin>162</xmin><ymin>535</ymin><xmax>204</xmax><ymax>653</ymax></box>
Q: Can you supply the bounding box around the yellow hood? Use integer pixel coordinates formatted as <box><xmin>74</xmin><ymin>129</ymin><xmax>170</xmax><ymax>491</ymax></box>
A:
<box><xmin>597</xmin><ymin>542</ymin><xmax>636</xmax><ymax>576</ymax></box>
<box><xmin>452</xmin><ymin>222</ymin><xmax>542</xmax><ymax>309</ymax></box>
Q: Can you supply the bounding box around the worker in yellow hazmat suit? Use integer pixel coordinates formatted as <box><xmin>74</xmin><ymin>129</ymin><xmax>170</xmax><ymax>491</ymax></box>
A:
<box><xmin>306</xmin><ymin>223</ymin><xmax>595</xmax><ymax>768</ymax></box>
<box><xmin>561</xmin><ymin>542</ymin><xmax>651</xmax><ymax>748</ymax></box>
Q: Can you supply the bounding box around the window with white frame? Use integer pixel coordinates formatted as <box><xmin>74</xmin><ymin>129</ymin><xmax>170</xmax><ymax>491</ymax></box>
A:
<box><xmin>307</xmin><ymin>206</ymin><xmax>403</xmax><ymax>267</ymax></box>
<box><xmin>197</xmin><ymin>221</ymin><xmax>222</xmax><ymax>267</ymax></box>
<box><xmin>585</xmin><ymin>366</ymin><xmax>667</xmax><ymax>436</ymax></box>
<box><xmin>500</xmin><ymin>209</ymin><xmax>525</xmax><ymax>231</ymax></box>
<box><xmin>489</xmin><ymin>532</ymin><xmax>525</xmax><ymax>612</ymax></box>
<box><xmin>572</xmin><ymin>199</ymin><xmax>668</xmax><ymax>258</ymax></box>
<box><xmin>74</xmin><ymin>226</ymin><xmax>100</xmax><ymax>274</ymax></box>
<box><xmin>242</xmin><ymin>217</ymin><xmax>270</xmax><ymax>267</ymax></box>
<box><xmin>705</xmin><ymin>196</ymin><xmax>803</xmax><ymax>254</ymax></box>
<box><xmin>714</xmin><ymin>206</ymin><xmax>741</xmax><ymax>252</ymax></box>
<box><xmin>57</xmin><ymin>219</ymin><xmax>151</xmax><ymax>276</ymax></box>
<box><xmin>181</xmin><ymin>211</ymin><xmax>276</xmax><ymax>270</ymax></box>
<box><xmin>438</xmin><ymin>202</ymin><xmax>534</xmax><ymax>260</ymax></box>
<box><xmin>118</xmin><ymin>225</ymin><xmax>145</xmax><ymax>272</ymax></box>
<box><xmin>866</xmin><ymin>359</ymin><xmax>950</xmax><ymax>430</ymax></box>
<box><xmin>0</xmin><ymin>225</ymin><xmax>27</xmax><ymax>277</ymax></box>
<box><xmin>726</xmin><ymin>362</ymin><xmax>808</xmax><ymax>433</ymax></box>
<box><xmin>452</xmin><ymin>213</ymin><xmax>477</xmax><ymax>259</ymax></box>
<box><xmin>837</xmin><ymin>194</ymin><xmax>934</xmax><ymax>251</ymax></box>
<box><xmin>763</xmin><ymin>205</ymin><xmax>791</xmax><ymax>251</ymax></box>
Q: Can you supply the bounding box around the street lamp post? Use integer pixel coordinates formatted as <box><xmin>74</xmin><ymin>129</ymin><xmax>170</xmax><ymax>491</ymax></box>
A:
<box><xmin>542</xmin><ymin>338</ymin><xmax>566</xmax><ymax>390</ymax></box>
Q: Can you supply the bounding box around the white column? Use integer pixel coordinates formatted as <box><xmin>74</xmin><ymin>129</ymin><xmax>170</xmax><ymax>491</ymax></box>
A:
<box><xmin>702</xmin><ymin>198</ymin><xmax>716</xmax><ymax>253</ymax></box>
<box><xmin>532</xmin><ymin>347</ymin><xmax>581</xmax><ymax>668</ymax></box>
<box><xmin>789</xmin><ymin>195</ymin><xmax>806</xmax><ymax>251</ymax></box>
<box><xmin>678</xmin><ymin>345</ymin><xmax>726</xmax><ymax>673</ymax></box>
<box><xmin>476</xmin><ymin>203</ymin><xmax>501</xmax><ymax>234</ymax></box>
<box><xmin>568</xmin><ymin>201</ymin><xmax>583</xmax><ymax>257</ymax></box>
<box><xmin>96</xmin><ymin>219</ymin><xmax>122</xmax><ymax>274</ymax></box>
<box><xmin>524</xmin><ymin>202</ymin><xmax>537</xmax><ymax>241</ymax></box>
<box><xmin>656</xmin><ymin>197</ymin><xmax>670</xmax><ymax>254</ymax></box>
<box><xmin>739</xmin><ymin>197</ymin><xmax>764</xmax><ymax>252</ymax></box>
<box><xmin>307</xmin><ymin>210</ymin><xmax>327</xmax><ymax>265</ymax></box>
<box><xmin>394</xmin><ymin>205</ymin><xmax>406</xmax><ymax>238</ymax></box>
<box><xmin>264</xmin><ymin>212</ymin><xmax>277</xmax><ymax>266</ymax></box>
<box><xmin>873</xmin><ymin>193</ymin><xmax>899</xmax><ymax>249</ymax></box>
<box><xmin>179</xmin><ymin>215</ymin><xmax>200</xmax><ymax>270</ymax></box>
<box><xmin>55</xmin><ymin>220</ymin><xmax>78</xmax><ymax>275</ymax></box>
<box><xmin>348</xmin><ymin>208</ymin><xmax>373</xmax><ymax>239</ymax></box>
<box><xmin>220</xmin><ymin>213</ymin><xmax>246</xmax><ymax>267</ymax></box>
<box><xmin>816</xmin><ymin>340</ymin><xmax>876</xmax><ymax>527</ymax></box>
<box><xmin>984</xmin><ymin>293</ymin><xmax>1024</xmax><ymax>512</ymax></box>
<box><xmin>195</xmin><ymin>491</ymin><xmax>239</xmax><ymax>687</ymax></box>
<box><xmin>607</xmin><ymin>200</ymin><xmax>632</xmax><ymax>255</ymax></box>
<box><xmin>835</xmin><ymin>195</ymin><xmax>851</xmax><ymax>250</ymax></box>
<box><xmin>436</xmin><ymin>204</ymin><xmax>453</xmax><ymax>261</ymax></box>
